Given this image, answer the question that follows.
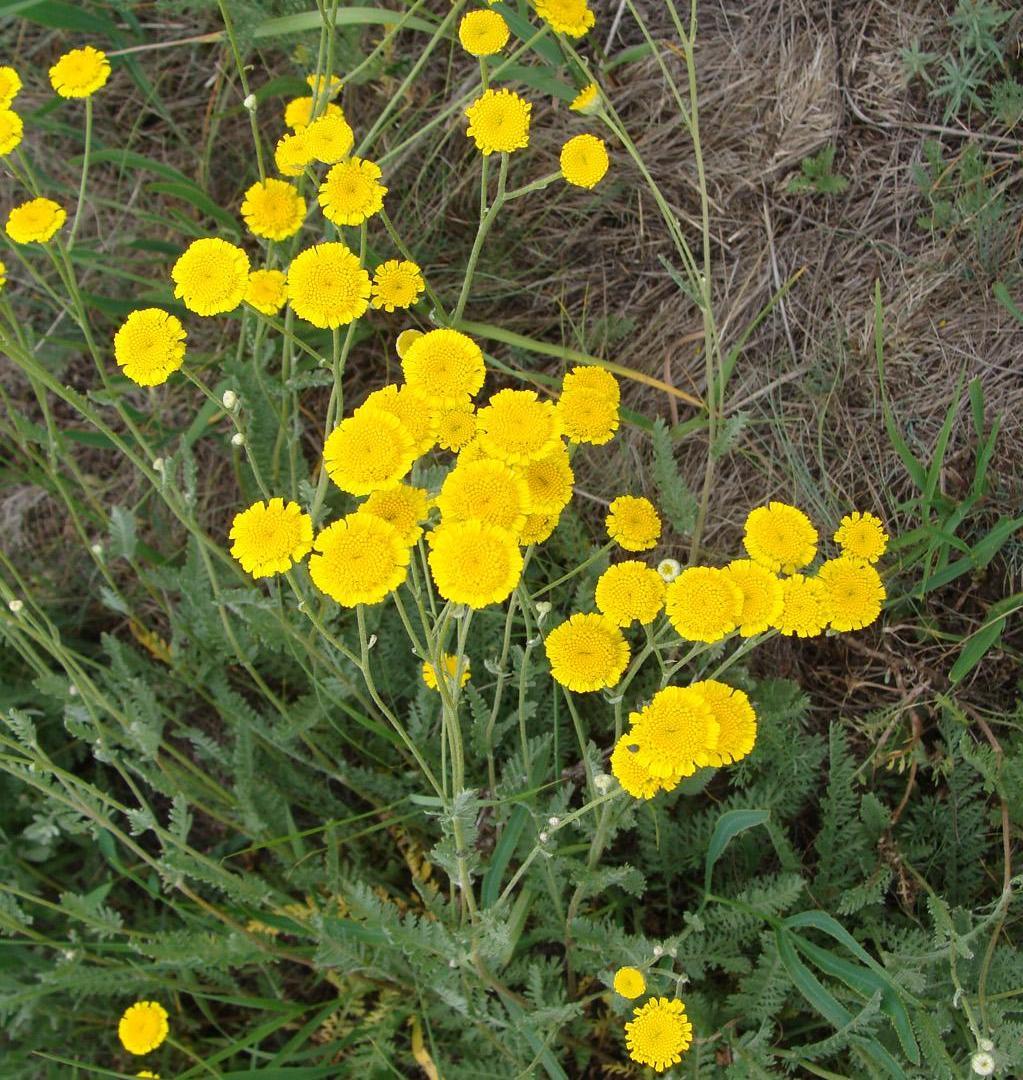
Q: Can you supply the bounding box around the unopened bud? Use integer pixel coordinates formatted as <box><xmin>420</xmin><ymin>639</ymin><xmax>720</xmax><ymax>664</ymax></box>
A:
<box><xmin>548</xmin><ymin>816</ymin><xmax>560</xmax><ymax>828</ymax></box>
<box><xmin>652</xmin><ymin>945</ymin><xmax>663</xmax><ymax>958</ymax></box>
<box><xmin>538</xmin><ymin>830</ymin><xmax>548</xmax><ymax>844</ymax></box>
<box><xmin>222</xmin><ymin>389</ymin><xmax>238</xmax><ymax>409</ymax></box>
<box><xmin>90</xmin><ymin>543</ymin><xmax>103</xmax><ymax>557</ymax></box>
<box><xmin>243</xmin><ymin>93</ymin><xmax>257</xmax><ymax>112</ymax></box>
<box><xmin>231</xmin><ymin>432</ymin><xmax>246</xmax><ymax>447</ymax></box>
<box><xmin>971</xmin><ymin>1052</ymin><xmax>996</xmax><ymax>1077</ymax></box>
<box><xmin>657</xmin><ymin>558</ymin><xmax>681</xmax><ymax>582</ymax></box>
<box><xmin>152</xmin><ymin>458</ymin><xmax>165</xmax><ymax>473</ymax></box>
<box><xmin>593</xmin><ymin>772</ymin><xmax>613</xmax><ymax>794</ymax></box>
<box><xmin>8</xmin><ymin>599</ymin><xmax>24</xmax><ymax>614</ymax></box>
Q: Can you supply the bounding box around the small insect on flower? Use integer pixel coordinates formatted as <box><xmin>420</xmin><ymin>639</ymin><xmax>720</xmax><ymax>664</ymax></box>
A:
<box><xmin>370</xmin><ymin>260</ymin><xmax>424</xmax><ymax>311</ymax></box>
<box><xmin>560</xmin><ymin>134</ymin><xmax>609</xmax><ymax>189</ymax></box>
<box><xmin>172</xmin><ymin>238</ymin><xmax>250</xmax><ymax>316</ymax></box>
<box><xmin>323</xmin><ymin>407</ymin><xmax>418</xmax><ymax>495</ymax></box>
<box><xmin>428</xmin><ymin>520</ymin><xmax>524</xmax><ymax>608</ymax></box>
<box><xmin>606</xmin><ymin>496</ymin><xmax>661</xmax><ymax>552</ymax></box>
<box><xmin>309</xmin><ymin>513</ymin><xmax>411</xmax><ymax>607</ymax></box>
<box><xmin>49</xmin><ymin>46</ymin><xmax>110</xmax><ymax>98</ymax></box>
<box><xmin>319</xmin><ymin>157</ymin><xmax>387</xmax><ymax>226</ymax></box>
<box><xmin>834</xmin><ymin>510</ymin><xmax>889</xmax><ymax>563</ymax></box>
<box><xmin>625</xmin><ymin>996</ymin><xmax>693</xmax><ymax>1073</ymax></box>
<box><xmin>569</xmin><ymin>82</ymin><xmax>600</xmax><ymax>114</ymax></box>
<box><xmin>117</xmin><ymin>1000</ymin><xmax>169</xmax><ymax>1056</ymax></box>
<box><xmin>0</xmin><ymin>109</ymin><xmax>23</xmax><ymax>155</ymax></box>
<box><xmin>773</xmin><ymin>573</ymin><xmax>830</xmax><ymax>637</ymax></box>
<box><xmin>743</xmin><ymin>501</ymin><xmax>818</xmax><ymax>574</ymax></box>
<box><xmin>475</xmin><ymin>388</ymin><xmax>562</xmax><ymax>465</ymax></box>
<box><xmin>544</xmin><ymin>612</ymin><xmax>630</xmax><ymax>692</ymax></box>
<box><xmin>519</xmin><ymin>512</ymin><xmax>560</xmax><ymax>545</ymax></box>
<box><xmin>817</xmin><ymin>556</ymin><xmax>886</xmax><ymax>632</ymax></box>
<box><xmin>724</xmin><ymin>559</ymin><xmax>784</xmax><ymax>637</ymax></box>
<box><xmin>610</xmin><ymin>736</ymin><xmax>663</xmax><ymax>799</ymax></box>
<box><xmin>5</xmin><ymin>198</ymin><xmax>66</xmax><ymax>244</ymax></box>
<box><xmin>229</xmin><ymin>498</ymin><xmax>313</xmax><ymax>579</ymax></box>
<box><xmin>595</xmin><ymin>561</ymin><xmax>666</xmax><ymax>627</ymax></box>
<box><xmin>245</xmin><ymin>268</ymin><xmax>288</xmax><ymax>316</ymax></box>
<box><xmin>0</xmin><ymin>66</ymin><xmax>21</xmax><ymax>109</ymax></box>
<box><xmin>240</xmin><ymin>178</ymin><xmax>306</xmax><ymax>241</ymax></box>
<box><xmin>534</xmin><ymin>0</ymin><xmax>596</xmax><ymax>38</ymax></box>
<box><xmin>465</xmin><ymin>88</ymin><xmax>531</xmax><ymax>155</ymax></box>
<box><xmin>628</xmin><ymin>685</ymin><xmax>718</xmax><ymax>781</ymax></box>
<box><xmin>286</xmin><ymin>242</ymin><xmax>371</xmax><ymax>328</ymax></box>
<box><xmin>613</xmin><ymin>966</ymin><xmax>646</xmax><ymax>999</ymax></box>
<box><xmin>401</xmin><ymin>328</ymin><xmax>486</xmax><ymax>406</ymax></box>
<box><xmin>458</xmin><ymin>9</ymin><xmax>510</xmax><ymax>56</ymax></box>
<box><xmin>422</xmin><ymin>653</ymin><xmax>471</xmax><ymax>691</ymax></box>
<box><xmin>113</xmin><ymin>308</ymin><xmax>187</xmax><ymax>387</ymax></box>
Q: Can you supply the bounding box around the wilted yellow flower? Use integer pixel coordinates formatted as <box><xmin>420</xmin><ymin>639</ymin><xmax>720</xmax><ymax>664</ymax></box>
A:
<box><xmin>665</xmin><ymin>566</ymin><xmax>743</xmax><ymax>643</ymax></box>
<box><xmin>370</xmin><ymin>259</ymin><xmax>424</xmax><ymax>311</ymax></box>
<box><xmin>172</xmin><ymin>237</ymin><xmax>249</xmax><ymax>316</ymax></box>
<box><xmin>545</xmin><ymin>612</ymin><xmax>629</xmax><ymax>692</ymax></box>
<box><xmin>514</xmin><ymin>442</ymin><xmax>574</xmax><ymax>514</ymax></box>
<box><xmin>286</xmin><ymin>242</ymin><xmax>370</xmax><ymax>328</ymax></box>
<box><xmin>422</xmin><ymin>653</ymin><xmax>471</xmax><ymax>691</ymax></box>
<box><xmin>0</xmin><ymin>66</ymin><xmax>21</xmax><ymax>109</ymax></box>
<box><xmin>743</xmin><ymin>501</ymin><xmax>818</xmax><ymax>574</ymax></box>
<box><xmin>534</xmin><ymin>0</ymin><xmax>595</xmax><ymax>37</ymax></box>
<box><xmin>437</xmin><ymin>458</ymin><xmax>530</xmax><ymax>535</ymax></box>
<box><xmin>323</xmin><ymin>408</ymin><xmax>417</xmax><ymax>495</ymax></box>
<box><xmin>401</xmin><ymin>328</ymin><xmax>486</xmax><ymax>406</ymax></box>
<box><xmin>5</xmin><ymin>198</ymin><xmax>66</xmax><ymax>244</ymax></box>
<box><xmin>774</xmin><ymin>573</ymin><xmax>829</xmax><ymax>637</ymax></box>
<box><xmin>240</xmin><ymin>178</ymin><xmax>306</xmax><ymax>240</ymax></box>
<box><xmin>319</xmin><ymin>157</ymin><xmax>387</xmax><ymax>226</ymax></box>
<box><xmin>49</xmin><ymin>46</ymin><xmax>110</xmax><ymax>98</ymax></box>
<box><xmin>458</xmin><ymin>9</ymin><xmax>510</xmax><ymax>56</ymax></box>
<box><xmin>625</xmin><ymin>997</ymin><xmax>693</xmax><ymax>1073</ymax></box>
<box><xmin>628</xmin><ymin>685</ymin><xmax>718</xmax><ymax>781</ymax></box>
<box><xmin>117</xmin><ymin>1001</ymin><xmax>169</xmax><ymax>1056</ymax></box>
<box><xmin>113</xmin><ymin>308</ymin><xmax>187</xmax><ymax>387</ymax></box>
<box><xmin>606</xmin><ymin>496</ymin><xmax>661</xmax><ymax>552</ymax></box>
<box><xmin>476</xmin><ymin>388</ymin><xmax>562</xmax><ymax>464</ymax></box>
<box><xmin>834</xmin><ymin>511</ymin><xmax>888</xmax><ymax>563</ymax></box>
<box><xmin>595</xmin><ymin>561</ymin><xmax>665</xmax><ymax>627</ymax></box>
<box><xmin>229</xmin><ymin>498</ymin><xmax>313</xmax><ymax>579</ymax></box>
<box><xmin>693</xmin><ymin>679</ymin><xmax>757</xmax><ymax>765</ymax></box>
<box><xmin>818</xmin><ymin>556</ymin><xmax>885</xmax><ymax>631</ymax></box>
<box><xmin>0</xmin><ymin>109</ymin><xmax>23</xmax><ymax>155</ymax></box>
<box><xmin>275</xmin><ymin>130</ymin><xmax>314</xmax><ymax>177</ymax></box>
<box><xmin>427</xmin><ymin>520</ymin><xmax>523</xmax><ymax>608</ymax></box>
<box><xmin>359</xmin><ymin>483</ymin><xmax>430</xmax><ymax>545</ymax></box>
<box><xmin>309</xmin><ymin>513</ymin><xmax>410</xmax><ymax>606</ymax></box>
<box><xmin>304</xmin><ymin>112</ymin><xmax>355</xmax><ymax>163</ymax></box>
<box><xmin>610</xmin><ymin>737</ymin><xmax>663</xmax><ymax>799</ymax></box>
<box><xmin>724</xmin><ymin>559</ymin><xmax>783</xmax><ymax>637</ymax></box>
<box><xmin>569</xmin><ymin>82</ymin><xmax>600</xmax><ymax>114</ymax></box>
<box><xmin>245</xmin><ymin>268</ymin><xmax>288</xmax><ymax>315</ymax></box>
<box><xmin>361</xmin><ymin>383</ymin><xmax>435</xmax><ymax>454</ymax></box>
<box><xmin>560</xmin><ymin>133</ymin><xmax>609</xmax><ymax>189</ymax></box>
<box><xmin>284</xmin><ymin>96</ymin><xmax>342</xmax><ymax>130</ymax></box>
<box><xmin>613</xmin><ymin>966</ymin><xmax>646</xmax><ymax>999</ymax></box>
<box><xmin>432</xmin><ymin>400</ymin><xmax>477</xmax><ymax>452</ymax></box>
<box><xmin>465</xmin><ymin>88</ymin><xmax>531</xmax><ymax>155</ymax></box>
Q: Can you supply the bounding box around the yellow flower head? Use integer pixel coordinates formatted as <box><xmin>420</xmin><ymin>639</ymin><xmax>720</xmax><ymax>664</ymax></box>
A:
<box><xmin>172</xmin><ymin>237</ymin><xmax>249</xmax><ymax>316</ymax></box>
<box><xmin>319</xmin><ymin>157</ymin><xmax>387</xmax><ymax>226</ymax></box>
<box><xmin>432</xmin><ymin>400</ymin><xmax>477</xmax><ymax>452</ymax></box>
<box><xmin>665</xmin><ymin>566</ymin><xmax>743</xmax><ymax>643</ymax></box>
<box><xmin>5</xmin><ymin>198</ymin><xmax>66</xmax><ymax>244</ymax></box>
<box><xmin>396</xmin><ymin>328</ymin><xmax>423</xmax><ymax>358</ymax></box>
<box><xmin>286</xmin><ymin>242</ymin><xmax>370</xmax><ymax>328</ymax></box>
<box><xmin>743</xmin><ymin>501</ymin><xmax>818</xmax><ymax>574</ymax></box>
<box><xmin>545</xmin><ymin>612</ymin><xmax>629</xmax><ymax>692</ymax></box>
<box><xmin>427</xmin><ymin>520</ymin><xmax>523</xmax><ymax>608</ymax></box>
<box><xmin>557</xmin><ymin>387</ymin><xmax>619</xmax><ymax>445</ymax></box>
<box><xmin>613</xmin><ymin>966</ymin><xmax>646</xmax><ymax>999</ymax></box>
<box><xmin>560</xmin><ymin>133</ymin><xmax>609</xmax><ymax>189</ymax></box>
<box><xmin>118</xmin><ymin>1001</ymin><xmax>169</xmax><ymax>1056</ymax></box>
<box><xmin>245</xmin><ymin>268</ymin><xmax>288</xmax><ymax>315</ymax></box>
<box><xmin>113</xmin><ymin>308</ymin><xmax>187</xmax><ymax>387</ymax></box>
<box><xmin>595</xmin><ymin>561</ymin><xmax>665</xmax><ymax>627</ymax></box>
<box><xmin>514</xmin><ymin>442</ymin><xmax>574</xmax><ymax>515</ymax></box>
<box><xmin>457</xmin><ymin>438</ymin><xmax>489</xmax><ymax>465</ymax></box>
<box><xmin>628</xmin><ymin>685</ymin><xmax>718</xmax><ymax>780</ymax></box>
<box><xmin>0</xmin><ymin>109</ymin><xmax>23</xmax><ymax>156</ymax></box>
<box><xmin>275</xmin><ymin>130</ymin><xmax>314</xmax><ymax>177</ymax></box>
<box><xmin>284</xmin><ymin>96</ymin><xmax>342</xmax><ymax>131</ymax></box>
<box><xmin>361</xmin><ymin>383</ymin><xmax>435</xmax><ymax>454</ymax></box>
<box><xmin>437</xmin><ymin>458</ymin><xmax>530</xmax><ymax>535</ymax></box>
<box><xmin>359</xmin><ymin>483</ymin><xmax>430</xmax><ymax>545</ymax></box>
<box><xmin>137</xmin><ymin>1072</ymin><xmax>160</xmax><ymax>1079</ymax></box>
<box><xmin>606</xmin><ymin>496</ymin><xmax>661</xmax><ymax>552</ymax></box>
<box><xmin>834</xmin><ymin>510</ymin><xmax>888</xmax><ymax>563</ymax></box>
<box><xmin>0</xmin><ymin>67</ymin><xmax>21</xmax><ymax>109</ymax></box>
<box><xmin>49</xmin><ymin>46</ymin><xmax>110</xmax><ymax>98</ymax></box>
<box><xmin>0</xmin><ymin>259</ymin><xmax>6</xmax><ymax>291</ymax></box>
<box><xmin>323</xmin><ymin>408</ymin><xmax>417</xmax><ymax>495</ymax></box>
<box><xmin>465</xmin><ymin>88</ymin><xmax>531</xmax><ymax>155</ymax></box>
<box><xmin>534</xmin><ymin>0</ymin><xmax>595</xmax><ymax>37</ymax></box>
<box><xmin>401</xmin><ymin>328</ymin><xmax>486</xmax><ymax>406</ymax></box>
<box><xmin>370</xmin><ymin>259</ymin><xmax>424</xmax><ymax>311</ymax></box>
<box><xmin>229</xmin><ymin>498</ymin><xmax>313</xmax><ymax>579</ymax></box>
<box><xmin>569</xmin><ymin>82</ymin><xmax>600</xmax><ymax>114</ymax></box>
<box><xmin>519</xmin><ymin>512</ymin><xmax>560</xmax><ymax>545</ymax></box>
<box><xmin>309</xmin><ymin>513</ymin><xmax>410</xmax><ymax>606</ymax></box>
<box><xmin>304</xmin><ymin>111</ymin><xmax>355</xmax><ymax>163</ymax></box>
<box><xmin>774</xmin><ymin>573</ymin><xmax>829</xmax><ymax>637</ymax></box>
<box><xmin>817</xmin><ymin>556</ymin><xmax>885</xmax><ymax>632</ymax></box>
<box><xmin>422</xmin><ymin>653</ymin><xmax>471</xmax><ymax>691</ymax></box>
<box><xmin>610</xmin><ymin>736</ymin><xmax>663</xmax><ymax>799</ymax></box>
<box><xmin>625</xmin><ymin>997</ymin><xmax>693</xmax><ymax>1073</ymax></box>
<box><xmin>240</xmin><ymin>178</ymin><xmax>306</xmax><ymax>241</ymax></box>
<box><xmin>692</xmin><ymin>679</ymin><xmax>757</xmax><ymax>765</ymax></box>
<box><xmin>458</xmin><ymin>9</ymin><xmax>510</xmax><ymax>56</ymax></box>
<box><xmin>724</xmin><ymin>559</ymin><xmax>783</xmax><ymax>637</ymax></box>
<box><xmin>475</xmin><ymin>388</ymin><xmax>562</xmax><ymax>465</ymax></box>
<box><xmin>563</xmin><ymin>364</ymin><xmax>619</xmax><ymax>403</ymax></box>
<box><xmin>305</xmin><ymin>72</ymin><xmax>344</xmax><ymax>99</ymax></box>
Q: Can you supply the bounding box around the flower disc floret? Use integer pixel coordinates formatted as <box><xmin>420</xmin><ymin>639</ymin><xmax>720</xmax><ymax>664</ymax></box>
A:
<box><xmin>558</xmin><ymin>386</ymin><xmax>619</xmax><ymax>444</ymax></box>
<box><xmin>818</xmin><ymin>556</ymin><xmax>885</xmax><ymax>631</ymax></box>
<box><xmin>476</xmin><ymin>388</ymin><xmax>562</xmax><ymax>465</ymax></box>
<box><xmin>423</xmin><ymin>653</ymin><xmax>471</xmax><ymax>691</ymax></box>
<box><xmin>596</xmin><ymin>561</ymin><xmax>666</xmax><ymax>627</ymax></box>
<box><xmin>614</xmin><ymin>967</ymin><xmax>646</xmax><ymax>999</ymax></box>
<box><xmin>401</xmin><ymin>328</ymin><xmax>485</xmax><ymax>405</ymax></box>
<box><xmin>610</xmin><ymin>736</ymin><xmax>663</xmax><ymax>798</ymax></box>
<box><xmin>692</xmin><ymin>679</ymin><xmax>757</xmax><ymax>765</ymax></box>
<box><xmin>0</xmin><ymin>67</ymin><xmax>21</xmax><ymax>109</ymax></box>
<box><xmin>319</xmin><ymin>157</ymin><xmax>387</xmax><ymax>226</ymax></box>
<box><xmin>323</xmin><ymin>408</ymin><xmax>417</xmax><ymax>495</ymax></box>
<box><xmin>534</xmin><ymin>0</ymin><xmax>595</xmax><ymax>37</ymax></box>
<box><xmin>743</xmin><ymin>501</ymin><xmax>818</xmax><ymax>573</ymax></box>
<box><xmin>514</xmin><ymin>443</ymin><xmax>574</xmax><ymax>514</ymax></box>
<box><xmin>625</xmin><ymin>997</ymin><xmax>693</xmax><ymax>1073</ymax></box>
<box><xmin>304</xmin><ymin>112</ymin><xmax>355</xmax><ymax>163</ymax></box>
<box><xmin>437</xmin><ymin>458</ymin><xmax>530</xmax><ymax>535</ymax></box>
<box><xmin>665</xmin><ymin>566</ymin><xmax>743</xmax><ymax>643</ymax></box>
<box><xmin>241</xmin><ymin>178</ymin><xmax>306</xmax><ymax>240</ymax></box>
<box><xmin>286</xmin><ymin>242</ymin><xmax>370</xmax><ymax>328</ymax></box>
<box><xmin>6</xmin><ymin>198</ymin><xmax>66</xmax><ymax>244</ymax></box>
<box><xmin>544</xmin><ymin>612</ymin><xmax>629</xmax><ymax>692</ymax></box>
<box><xmin>628</xmin><ymin>685</ymin><xmax>718</xmax><ymax>780</ymax></box>
<box><xmin>465</xmin><ymin>88</ymin><xmax>531</xmax><ymax>155</ymax></box>
<box><xmin>284</xmin><ymin>96</ymin><xmax>342</xmax><ymax>130</ymax></box>
<box><xmin>774</xmin><ymin>574</ymin><xmax>829</xmax><ymax>637</ymax></box>
<box><xmin>172</xmin><ymin>238</ymin><xmax>249</xmax><ymax>316</ymax></box>
<box><xmin>560</xmin><ymin>133</ymin><xmax>609</xmax><ymax>188</ymax></box>
<box><xmin>361</xmin><ymin>383</ymin><xmax>435</xmax><ymax>454</ymax></box>
<box><xmin>427</xmin><ymin>520</ymin><xmax>523</xmax><ymax>608</ymax></box>
<box><xmin>118</xmin><ymin>1001</ymin><xmax>169</xmax><ymax>1056</ymax></box>
<box><xmin>459</xmin><ymin>9</ymin><xmax>510</xmax><ymax>55</ymax></box>
<box><xmin>49</xmin><ymin>46</ymin><xmax>110</xmax><ymax>98</ymax></box>
<box><xmin>113</xmin><ymin>308</ymin><xmax>187</xmax><ymax>386</ymax></box>
<box><xmin>245</xmin><ymin>268</ymin><xmax>288</xmax><ymax>315</ymax></box>
<box><xmin>309</xmin><ymin>513</ymin><xmax>409</xmax><ymax>606</ymax></box>
<box><xmin>370</xmin><ymin>259</ymin><xmax>424</xmax><ymax>311</ymax></box>
<box><xmin>229</xmin><ymin>498</ymin><xmax>313</xmax><ymax>579</ymax></box>
<box><xmin>275</xmin><ymin>130</ymin><xmax>313</xmax><ymax>177</ymax></box>
<box><xmin>359</xmin><ymin>483</ymin><xmax>429</xmax><ymax>545</ymax></box>
<box><xmin>725</xmin><ymin>559</ymin><xmax>783</xmax><ymax>637</ymax></box>
<box><xmin>834</xmin><ymin>511</ymin><xmax>888</xmax><ymax>563</ymax></box>
<box><xmin>0</xmin><ymin>109</ymin><xmax>23</xmax><ymax>155</ymax></box>
<box><xmin>606</xmin><ymin>496</ymin><xmax>661</xmax><ymax>552</ymax></box>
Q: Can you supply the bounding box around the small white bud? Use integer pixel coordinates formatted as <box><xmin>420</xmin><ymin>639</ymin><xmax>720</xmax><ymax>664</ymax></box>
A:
<box><xmin>152</xmin><ymin>457</ymin><xmax>166</xmax><ymax>473</ymax></box>
<box><xmin>535</xmin><ymin>600</ymin><xmax>552</xmax><ymax>623</ymax></box>
<box><xmin>222</xmin><ymin>389</ymin><xmax>238</xmax><ymax>409</ymax></box>
<box><xmin>62</xmin><ymin>949</ymin><xmax>76</xmax><ymax>961</ymax></box>
<box><xmin>979</xmin><ymin>1039</ymin><xmax>994</xmax><ymax>1053</ymax></box>
<box><xmin>547</xmin><ymin>816</ymin><xmax>560</xmax><ymax>828</ymax></box>
<box><xmin>231</xmin><ymin>432</ymin><xmax>246</xmax><ymax>447</ymax></box>
<box><xmin>68</xmin><ymin>685</ymin><xmax>78</xmax><ymax>697</ymax></box>
<box><xmin>652</xmin><ymin>945</ymin><xmax>663</xmax><ymax>958</ymax></box>
<box><xmin>538</xmin><ymin>831</ymin><xmax>548</xmax><ymax>844</ymax></box>
<box><xmin>448</xmin><ymin>958</ymin><xmax>457</xmax><ymax>968</ymax></box>
<box><xmin>243</xmin><ymin>93</ymin><xmax>257</xmax><ymax>112</ymax></box>
<box><xmin>7</xmin><ymin>599</ymin><xmax>24</xmax><ymax>614</ymax></box>
<box><xmin>593</xmin><ymin>772</ymin><xmax>613</xmax><ymax>794</ymax></box>
<box><xmin>90</xmin><ymin>543</ymin><xmax>103</xmax><ymax>557</ymax></box>
<box><xmin>971</xmin><ymin>1051</ymin><xmax>996</xmax><ymax>1077</ymax></box>
<box><xmin>657</xmin><ymin>558</ymin><xmax>681</xmax><ymax>582</ymax></box>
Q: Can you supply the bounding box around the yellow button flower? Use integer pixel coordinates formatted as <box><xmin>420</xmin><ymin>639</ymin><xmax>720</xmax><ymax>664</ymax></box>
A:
<box><xmin>432</xmin><ymin>400</ymin><xmax>477</xmax><ymax>452</ymax></box>
<box><xmin>613</xmin><ymin>966</ymin><xmax>646</xmax><ymax>999</ymax></box>
<box><xmin>319</xmin><ymin>157</ymin><xmax>387</xmax><ymax>226</ymax></box>
<box><xmin>284</xmin><ymin>96</ymin><xmax>343</xmax><ymax>131</ymax></box>
<box><xmin>309</xmin><ymin>513</ymin><xmax>410</xmax><ymax>606</ymax></box>
<box><xmin>359</xmin><ymin>483</ymin><xmax>430</xmax><ymax>545</ymax></box>
<box><xmin>458</xmin><ymin>9</ymin><xmax>510</xmax><ymax>56</ymax></box>
<box><xmin>610</xmin><ymin>736</ymin><xmax>663</xmax><ymax>799</ymax></box>
<box><xmin>401</xmin><ymin>328</ymin><xmax>486</xmax><ymax>406</ymax></box>
<box><xmin>428</xmin><ymin>519</ymin><xmax>523</xmax><ymax>608</ymax></box>
<box><xmin>519</xmin><ymin>512</ymin><xmax>560</xmax><ymax>545</ymax></box>
<box><xmin>0</xmin><ymin>66</ymin><xmax>22</xmax><ymax>109</ymax></box>
<box><xmin>240</xmin><ymin>178</ymin><xmax>306</xmax><ymax>241</ymax></box>
<box><xmin>534</xmin><ymin>0</ymin><xmax>595</xmax><ymax>37</ymax></box>
<box><xmin>563</xmin><ymin>364</ymin><xmax>619</xmax><ymax>403</ymax></box>
<box><xmin>595</xmin><ymin>561</ymin><xmax>665</xmax><ymax>627</ymax></box>
<box><xmin>0</xmin><ymin>108</ymin><xmax>23</xmax><ymax>156</ymax></box>
<box><xmin>625</xmin><ymin>997</ymin><xmax>693</xmax><ymax>1073</ymax></box>
<box><xmin>514</xmin><ymin>442</ymin><xmax>574</xmax><ymax>515</ymax></box>
<box><xmin>436</xmin><ymin>458</ymin><xmax>531</xmax><ymax>535</ymax></box>
<box><xmin>422</xmin><ymin>653</ymin><xmax>471</xmax><ymax>691</ymax></box>
<box><xmin>370</xmin><ymin>259</ymin><xmax>424</xmax><ymax>311</ymax></box>
<box><xmin>117</xmin><ymin>1000</ymin><xmax>169</xmax><ymax>1056</ymax></box>
<box><xmin>665</xmin><ymin>566</ymin><xmax>743</xmax><ymax>643</ymax></box>
<box><xmin>49</xmin><ymin>46</ymin><xmax>110</xmax><ymax>98</ymax></box>
<box><xmin>304</xmin><ymin>112</ymin><xmax>355</xmax><ymax>164</ymax></box>
<box><xmin>245</xmin><ymin>268</ymin><xmax>288</xmax><ymax>316</ymax></box>
<box><xmin>817</xmin><ymin>556</ymin><xmax>885</xmax><ymax>632</ymax></box>
<box><xmin>743</xmin><ymin>501</ymin><xmax>818</xmax><ymax>574</ymax></box>
<box><xmin>286</xmin><ymin>242</ymin><xmax>370</xmax><ymax>328</ymax></box>
<box><xmin>773</xmin><ymin>573</ymin><xmax>830</xmax><ymax>637</ymax></box>
<box><xmin>560</xmin><ymin>133</ymin><xmax>609</xmax><ymax>189</ymax></box>
<box><xmin>833</xmin><ymin>510</ymin><xmax>888</xmax><ymax>563</ymax></box>
<box><xmin>171</xmin><ymin>237</ymin><xmax>249</xmax><ymax>316</ymax></box>
<box><xmin>323</xmin><ymin>407</ymin><xmax>417</xmax><ymax>495</ymax></box>
<box><xmin>724</xmin><ymin>559</ymin><xmax>783</xmax><ymax>637</ymax></box>
<box><xmin>229</xmin><ymin>498</ymin><xmax>313</xmax><ymax>579</ymax></box>
<box><xmin>569</xmin><ymin>82</ymin><xmax>600</xmax><ymax>115</ymax></box>
<box><xmin>544</xmin><ymin>612</ymin><xmax>629</xmax><ymax>692</ymax></box>
<box><xmin>361</xmin><ymin>383</ymin><xmax>435</xmax><ymax>454</ymax></box>
<box><xmin>5</xmin><ymin>197</ymin><xmax>66</xmax><ymax>244</ymax></box>
<box><xmin>465</xmin><ymin>88</ymin><xmax>531</xmax><ymax>155</ymax></box>
<box><xmin>691</xmin><ymin>679</ymin><xmax>757</xmax><ymax>766</ymax></box>
<box><xmin>475</xmin><ymin>388</ymin><xmax>562</xmax><ymax>465</ymax></box>
<box><xmin>113</xmin><ymin>308</ymin><xmax>187</xmax><ymax>387</ymax></box>
<box><xmin>557</xmin><ymin>386</ymin><xmax>619</xmax><ymax>445</ymax></box>
<box><xmin>628</xmin><ymin>685</ymin><xmax>718</xmax><ymax>781</ymax></box>
<box><xmin>606</xmin><ymin>495</ymin><xmax>661</xmax><ymax>552</ymax></box>
<box><xmin>274</xmin><ymin>130</ymin><xmax>314</xmax><ymax>177</ymax></box>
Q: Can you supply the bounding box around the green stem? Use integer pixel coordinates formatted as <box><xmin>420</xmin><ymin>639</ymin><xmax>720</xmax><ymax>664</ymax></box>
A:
<box><xmin>453</xmin><ymin>152</ymin><xmax>508</xmax><ymax>322</ymax></box>
<box><xmin>67</xmin><ymin>97</ymin><xmax>92</xmax><ymax>248</ymax></box>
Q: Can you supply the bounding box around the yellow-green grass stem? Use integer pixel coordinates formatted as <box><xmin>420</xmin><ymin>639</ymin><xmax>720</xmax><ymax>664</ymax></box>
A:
<box><xmin>453</xmin><ymin>151</ymin><xmax>508</xmax><ymax>321</ymax></box>
<box><xmin>66</xmin><ymin>96</ymin><xmax>92</xmax><ymax>249</ymax></box>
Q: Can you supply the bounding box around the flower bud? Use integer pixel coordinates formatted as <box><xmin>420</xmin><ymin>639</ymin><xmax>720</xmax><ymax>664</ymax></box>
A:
<box><xmin>90</xmin><ymin>542</ymin><xmax>103</xmax><ymax>557</ymax></box>
<box><xmin>243</xmin><ymin>93</ymin><xmax>257</xmax><ymax>112</ymax></box>
<box><xmin>971</xmin><ymin>1052</ymin><xmax>996</xmax><ymax>1077</ymax></box>
<box><xmin>657</xmin><ymin>558</ymin><xmax>681</xmax><ymax>582</ymax></box>
<box><xmin>222</xmin><ymin>389</ymin><xmax>238</xmax><ymax>409</ymax></box>
<box><xmin>8</xmin><ymin>599</ymin><xmax>24</xmax><ymax>614</ymax></box>
<box><xmin>231</xmin><ymin>432</ymin><xmax>246</xmax><ymax>447</ymax></box>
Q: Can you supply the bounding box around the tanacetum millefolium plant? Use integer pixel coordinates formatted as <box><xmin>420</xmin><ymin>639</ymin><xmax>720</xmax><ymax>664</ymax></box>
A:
<box><xmin>0</xmin><ymin>5</ymin><xmax>1019</xmax><ymax>1078</ymax></box>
